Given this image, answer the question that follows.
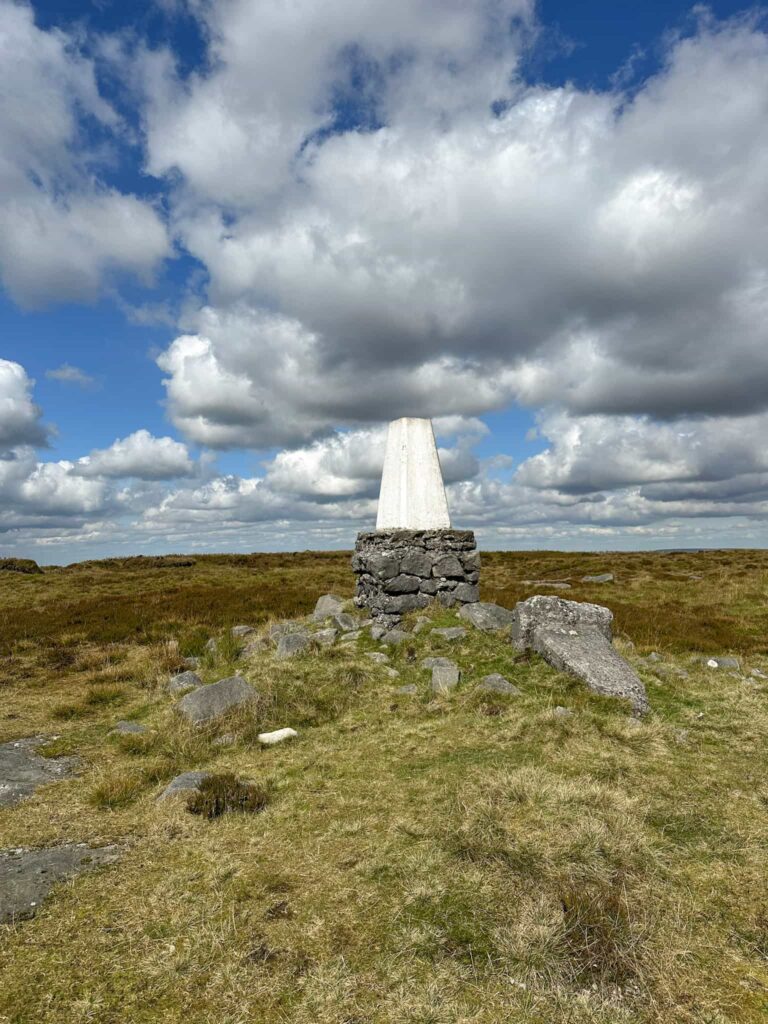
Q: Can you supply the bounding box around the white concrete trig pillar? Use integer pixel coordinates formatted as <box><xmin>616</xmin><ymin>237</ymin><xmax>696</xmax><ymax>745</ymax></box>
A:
<box><xmin>376</xmin><ymin>417</ymin><xmax>451</xmax><ymax>531</ymax></box>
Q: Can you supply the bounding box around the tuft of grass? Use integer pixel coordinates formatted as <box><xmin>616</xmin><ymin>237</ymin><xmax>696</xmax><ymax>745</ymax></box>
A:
<box><xmin>187</xmin><ymin>772</ymin><xmax>271</xmax><ymax>819</ymax></box>
<box><xmin>88</xmin><ymin>769</ymin><xmax>147</xmax><ymax>809</ymax></box>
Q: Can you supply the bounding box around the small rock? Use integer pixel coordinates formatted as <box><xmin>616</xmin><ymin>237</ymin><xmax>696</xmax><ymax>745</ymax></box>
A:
<box><xmin>452</xmin><ymin>582</ymin><xmax>480</xmax><ymax>603</ymax></box>
<box><xmin>314</xmin><ymin>628</ymin><xmax>338</xmax><ymax>647</ymax></box>
<box><xmin>432</xmin><ymin>554</ymin><xmax>465</xmax><ymax>578</ymax></box>
<box><xmin>258</xmin><ymin>728</ymin><xmax>298</xmax><ymax>746</ymax></box>
<box><xmin>524</xmin><ymin>581</ymin><xmax>572</xmax><ymax>590</ymax></box>
<box><xmin>457</xmin><ymin>602</ymin><xmax>516</xmax><ymax>632</ymax></box>
<box><xmin>646</xmin><ymin>652</ymin><xmax>663</xmax><ymax>662</ymax></box>
<box><xmin>204</xmin><ymin>638</ymin><xmax>218</xmax><ymax>654</ymax></box>
<box><xmin>421</xmin><ymin>656</ymin><xmax>456</xmax><ymax>670</ymax></box>
<box><xmin>385</xmin><ymin>668</ymin><xmax>400</xmax><ymax>679</ymax></box>
<box><xmin>313</xmin><ymin>594</ymin><xmax>346</xmax><ymax>621</ymax></box>
<box><xmin>175</xmin><ymin>676</ymin><xmax>257</xmax><ymax>726</ymax></box>
<box><xmin>110</xmin><ymin>721</ymin><xmax>148</xmax><ymax>735</ymax></box>
<box><xmin>674</xmin><ymin>729</ymin><xmax>690</xmax><ymax>745</ymax></box>
<box><xmin>241</xmin><ymin>637</ymin><xmax>269</xmax><ymax>658</ymax></box>
<box><xmin>412</xmin><ymin>616</ymin><xmax>431</xmax><ymax>634</ymax></box>
<box><xmin>158</xmin><ymin>770</ymin><xmax>210</xmax><ymax>800</ymax></box>
<box><xmin>0</xmin><ymin>845</ymin><xmax>120</xmax><ymax>923</ymax></box>
<box><xmin>581</xmin><ymin>574</ymin><xmax>614</xmax><ymax>583</ymax></box>
<box><xmin>183</xmin><ymin>656</ymin><xmax>200</xmax><ymax>670</ymax></box>
<box><xmin>167</xmin><ymin>670</ymin><xmax>202</xmax><ymax>695</ymax></box>
<box><xmin>333</xmin><ymin>612</ymin><xmax>359</xmax><ymax>632</ymax></box>
<box><xmin>276</xmin><ymin>633</ymin><xmax>311</xmax><ymax>659</ymax></box>
<box><xmin>365</xmin><ymin>652</ymin><xmax>390</xmax><ymax>664</ymax></box>
<box><xmin>381</xmin><ymin>629</ymin><xmax>409</xmax><ymax>646</ymax></box>
<box><xmin>431</xmin><ymin>660</ymin><xmax>461</xmax><ymax>694</ymax></box>
<box><xmin>269</xmin><ymin>620</ymin><xmax>303</xmax><ymax>641</ymax></box>
<box><xmin>476</xmin><ymin>674</ymin><xmax>521</xmax><ymax>695</ymax></box>
<box><xmin>213</xmin><ymin>733</ymin><xmax>237</xmax><ymax>747</ymax></box>
<box><xmin>231</xmin><ymin>625</ymin><xmax>255</xmax><ymax>638</ymax></box>
<box><xmin>706</xmin><ymin>656</ymin><xmax>741</xmax><ymax>670</ymax></box>
<box><xmin>750</xmin><ymin>668</ymin><xmax>767</xmax><ymax>679</ymax></box>
<box><xmin>396</xmin><ymin>684</ymin><xmax>418</xmax><ymax>696</ymax></box>
<box><xmin>370</xmin><ymin>625</ymin><xmax>388</xmax><ymax>641</ymax></box>
<box><xmin>431</xmin><ymin>627</ymin><xmax>467</xmax><ymax>641</ymax></box>
<box><xmin>552</xmin><ymin>706</ymin><xmax>574</xmax><ymax>718</ymax></box>
<box><xmin>339</xmin><ymin>630</ymin><xmax>362</xmax><ymax>643</ymax></box>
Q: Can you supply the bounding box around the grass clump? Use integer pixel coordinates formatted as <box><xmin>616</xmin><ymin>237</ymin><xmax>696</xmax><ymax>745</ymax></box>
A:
<box><xmin>186</xmin><ymin>772</ymin><xmax>271</xmax><ymax>819</ymax></box>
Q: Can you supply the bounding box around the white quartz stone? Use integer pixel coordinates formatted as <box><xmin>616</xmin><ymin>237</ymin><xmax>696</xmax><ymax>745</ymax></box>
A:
<box><xmin>258</xmin><ymin>728</ymin><xmax>298</xmax><ymax>746</ymax></box>
<box><xmin>376</xmin><ymin>418</ymin><xmax>451</xmax><ymax>530</ymax></box>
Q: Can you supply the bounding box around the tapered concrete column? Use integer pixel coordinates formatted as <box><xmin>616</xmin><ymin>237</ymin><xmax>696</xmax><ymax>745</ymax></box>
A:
<box><xmin>376</xmin><ymin>418</ymin><xmax>450</xmax><ymax>530</ymax></box>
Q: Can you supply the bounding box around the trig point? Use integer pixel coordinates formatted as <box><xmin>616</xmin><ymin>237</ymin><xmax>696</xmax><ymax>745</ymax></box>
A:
<box><xmin>353</xmin><ymin>417</ymin><xmax>480</xmax><ymax>622</ymax></box>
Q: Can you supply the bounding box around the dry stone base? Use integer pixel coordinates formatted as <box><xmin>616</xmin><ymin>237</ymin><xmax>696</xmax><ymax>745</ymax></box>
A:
<box><xmin>353</xmin><ymin>529</ymin><xmax>479</xmax><ymax>620</ymax></box>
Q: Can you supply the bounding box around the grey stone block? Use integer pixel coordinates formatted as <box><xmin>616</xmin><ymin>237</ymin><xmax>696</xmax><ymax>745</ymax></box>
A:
<box><xmin>431</xmin><ymin>627</ymin><xmax>467</xmax><ymax>641</ymax></box>
<box><xmin>384</xmin><ymin>574</ymin><xmax>422</xmax><ymax>594</ymax></box>
<box><xmin>367</xmin><ymin>552</ymin><xmax>400</xmax><ymax>578</ymax></box>
<box><xmin>158</xmin><ymin>770</ymin><xmax>209</xmax><ymax>800</ymax></box>
<box><xmin>399</xmin><ymin>550</ymin><xmax>433</xmax><ymax>577</ymax></box>
<box><xmin>313</xmin><ymin>594</ymin><xmax>346</xmax><ymax>621</ymax></box>
<box><xmin>582</xmin><ymin>574</ymin><xmax>614</xmax><ymax>583</ymax></box>
<box><xmin>176</xmin><ymin>676</ymin><xmax>257</xmax><ymax>726</ymax></box>
<box><xmin>381</xmin><ymin>629</ymin><xmax>410</xmax><ymax>646</ymax></box>
<box><xmin>231</xmin><ymin>625</ymin><xmax>255</xmax><ymax>638</ymax></box>
<box><xmin>314</xmin><ymin>628</ymin><xmax>338</xmax><ymax>646</ymax></box>
<box><xmin>419</xmin><ymin>578</ymin><xmax>439</xmax><ymax>595</ymax></box>
<box><xmin>458</xmin><ymin>602</ymin><xmax>516</xmax><ymax>631</ymax></box>
<box><xmin>431</xmin><ymin>661</ymin><xmax>461</xmax><ymax>693</ymax></box>
<box><xmin>453</xmin><ymin>582</ymin><xmax>480</xmax><ymax>603</ymax></box>
<box><xmin>276</xmin><ymin>633</ymin><xmax>311</xmax><ymax>659</ymax></box>
<box><xmin>432</xmin><ymin>554</ymin><xmax>465</xmax><ymax>578</ymax></box>
<box><xmin>476</xmin><ymin>674</ymin><xmax>521</xmax><ymax>695</ymax></box>
<box><xmin>511</xmin><ymin>595</ymin><xmax>613</xmax><ymax>650</ymax></box>
<box><xmin>421</xmin><ymin>656</ymin><xmax>457</xmax><ymax>670</ymax></box>
<box><xmin>167</xmin><ymin>670</ymin><xmax>202</xmax><ymax>695</ymax></box>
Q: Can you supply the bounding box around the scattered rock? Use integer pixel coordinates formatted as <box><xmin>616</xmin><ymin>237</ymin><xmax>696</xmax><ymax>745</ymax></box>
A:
<box><xmin>231</xmin><ymin>625</ymin><xmax>255</xmax><ymax>638</ymax></box>
<box><xmin>412</xmin><ymin>616</ymin><xmax>431</xmax><ymax>634</ymax></box>
<box><xmin>553</xmin><ymin>706</ymin><xmax>574</xmax><ymax>719</ymax></box>
<box><xmin>167</xmin><ymin>670</ymin><xmax>202</xmax><ymax>695</ymax></box>
<box><xmin>452</xmin><ymin>582</ymin><xmax>480</xmax><ymax>604</ymax></box>
<box><xmin>365</xmin><ymin>652</ymin><xmax>390</xmax><ymax>664</ymax></box>
<box><xmin>421</xmin><ymin>656</ymin><xmax>456</xmax><ymax>670</ymax></box>
<box><xmin>213</xmin><ymin>733</ymin><xmax>237</xmax><ymax>747</ymax></box>
<box><xmin>175</xmin><ymin>676</ymin><xmax>257</xmax><ymax>727</ymax></box>
<box><xmin>385</xmin><ymin>668</ymin><xmax>400</xmax><ymax>679</ymax></box>
<box><xmin>313</xmin><ymin>628</ymin><xmax>338</xmax><ymax>647</ymax></box>
<box><xmin>705</xmin><ymin>656</ymin><xmax>740</xmax><ymax>670</ymax></box>
<box><xmin>276</xmin><ymin>633</ymin><xmax>311</xmax><ymax>659</ymax></box>
<box><xmin>332</xmin><ymin>612</ymin><xmax>359</xmax><ymax>632</ymax></box>
<box><xmin>431</xmin><ymin>627</ymin><xmax>467</xmax><ymax>641</ymax></box>
<box><xmin>258</xmin><ymin>728</ymin><xmax>298</xmax><ymax>746</ymax></box>
<box><xmin>313</xmin><ymin>594</ymin><xmax>346</xmax><ymax>621</ymax></box>
<box><xmin>339</xmin><ymin>630</ymin><xmax>362</xmax><ymax>643</ymax></box>
<box><xmin>381</xmin><ymin>629</ymin><xmax>409</xmax><ymax>646</ymax></box>
<box><xmin>370</xmin><ymin>624</ymin><xmax>388</xmax><ymax>641</ymax></box>
<box><xmin>646</xmin><ymin>652</ymin><xmax>663</xmax><ymax>662</ymax></box>
<box><xmin>750</xmin><ymin>668</ymin><xmax>767</xmax><ymax>679</ymax></box>
<box><xmin>476</xmin><ymin>674</ymin><xmax>521</xmax><ymax>695</ymax></box>
<box><xmin>457</xmin><ymin>602</ymin><xmax>516</xmax><ymax>632</ymax></box>
<box><xmin>269</xmin><ymin>620</ymin><xmax>303</xmax><ymax>641</ymax></box>
<box><xmin>383</xmin><ymin>574</ymin><xmax>422</xmax><ymax>595</ymax></box>
<box><xmin>110</xmin><ymin>721</ymin><xmax>148</xmax><ymax>735</ymax></box>
<box><xmin>0</xmin><ymin>844</ymin><xmax>120</xmax><ymax>923</ymax></box>
<box><xmin>511</xmin><ymin>596</ymin><xmax>649</xmax><ymax>715</ymax></box>
<box><xmin>204</xmin><ymin>638</ymin><xmax>218</xmax><ymax>655</ymax></box>
<box><xmin>431</xmin><ymin>660</ymin><xmax>461</xmax><ymax>694</ymax></box>
<box><xmin>183</xmin><ymin>656</ymin><xmax>200</xmax><ymax>670</ymax></box>
<box><xmin>158</xmin><ymin>771</ymin><xmax>210</xmax><ymax>801</ymax></box>
<box><xmin>0</xmin><ymin>738</ymin><xmax>79</xmax><ymax>809</ymax></box>
<box><xmin>396</xmin><ymin>684</ymin><xmax>418</xmax><ymax>696</ymax></box>
<box><xmin>581</xmin><ymin>573</ymin><xmax>614</xmax><ymax>583</ymax></box>
<box><xmin>241</xmin><ymin>637</ymin><xmax>269</xmax><ymax>658</ymax></box>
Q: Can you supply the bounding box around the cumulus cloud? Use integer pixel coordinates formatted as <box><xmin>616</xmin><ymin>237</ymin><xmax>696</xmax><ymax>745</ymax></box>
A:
<box><xmin>75</xmin><ymin>430</ymin><xmax>195</xmax><ymax>480</ymax></box>
<box><xmin>0</xmin><ymin>0</ymin><xmax>170</xmax><ymax>306</ymax></box>
<box><xmin>0</xmin><ymin>359</ymin><xmax>48</xmax><ymax>452</ymax></box>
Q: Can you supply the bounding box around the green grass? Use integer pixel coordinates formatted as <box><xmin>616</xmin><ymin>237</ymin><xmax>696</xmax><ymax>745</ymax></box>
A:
<box><xmin>0</xmin><ymin>550</ymin><xmax>766</xmax><ymax>1023</ymax></box>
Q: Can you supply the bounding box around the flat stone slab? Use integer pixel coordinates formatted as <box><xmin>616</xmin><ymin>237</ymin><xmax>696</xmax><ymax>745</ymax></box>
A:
<box><xmin>431</xmin><ymin>627</ymin><xmax>467</xmax><ymax>641</ymax></box>
<box><xmin>276</xmin><ymin>633</ymin><xmax>311</xmax><ymax>659</ymax></box>
<box><xmin>476</xmin><ymin>674</ymin><xmax>521</xmax><ymax>695</ymax></box>
<box><xmin>167</xmin><ymin>670</ymin><xmax>202</xmax><ymax>694</ymax></box>
<box><xmin>175</xmin><ymin>676</ymin><xmax>257</xmax><ymax>727</ymax></box>
<box><xmin>421</xmin><ymin>656</ymin><xmax>456</xmax><ymax>670</ymax></box>
<box><xmin>523</xmin><ymin>581</ymin><xmax>572</xmax><ymax>590</ymax></box>
<box><xmin>381</xmin><ymin>629</ymin><xmax>410</xmax><ymax>646</ymax></box>
<box><xmin>0</xmin><ymin>844</ymin><xmax>120</xmax><ymax>923</ymax></box>
<box><xmin>365</xmin><ymin>652</ymin><xmax>390</xmax><ymax>663</ymax></box>
<box><xmin>158</xmin><ymin>771</ymin><xmax>210</xmax><ymax>801</ymax></box>
<box><xmin>231</xmin><ymin>624</ymin><xmax>255</xmax><ymax>638</ymax></box>
<box><xmin>258</xmin><ymin>728</ymin><xmax>297</xmax><ymax>746</ymax></box>
<box><xmin>431</xmin><ymin>660</ymin><xmax>461</xmax><ymax>694</ymax></box>
<box><xmin>511</xmin><ymin>596</ymin><xmax>649</xmax><ymax>716</ymax></box>
<box><xmin>269</xmin><ymin>621</ymin><xmax>304</xmax><ymax>641</ymax></box>
<box><xmin>110</xmin><ymin>721</ymin><xmax>148</xmax><ymax>735</ymax></box>
<box><xmin>457</xmin><ymin>602</ymin><xmax>516</xmax><ymax>632</ymax></box>
<box><xmin>582</xmin><ymin>574</ymin><xmax>614</xmax><ymax>583</ymax></box>
<box><xmin>395</xmin><ymin>684</ymin><xmax>418</xmax><ymax>696</ymax></box>
<box><xmin>705</xmin><ymin>656</ymin><xmax>740</xmax><ymax>670</ymax></box>
<box><xmin>0</xmin><ymin>738</ymin><xmax>79</xmax><ymax>809</ymax></box>
<box><xmin>313</xmin><ymin>628</ymin><xmax>338</xmax><ymax>647</ymax></box>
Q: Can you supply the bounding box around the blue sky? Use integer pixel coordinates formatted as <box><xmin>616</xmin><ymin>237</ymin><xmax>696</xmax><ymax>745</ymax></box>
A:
<box><xmin>1</xmin><ymin>0</ymin><xmax>767</xmax><ymax>561</ymax></box>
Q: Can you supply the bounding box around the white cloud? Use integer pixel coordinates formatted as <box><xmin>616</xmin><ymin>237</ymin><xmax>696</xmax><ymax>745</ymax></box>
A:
<box><xmin>45</xmin><ymin>364</ymin><xmax>97</xmax><ymax>389</ymax></box>
<box><xmin>75</xmin><ymin>429</ymin><xmax>195</xmax><ymax>480</ymax></box>
<box><xmin>0</xmin><ymin>359</ymin><xmax>47</xmax><ymax>451</ymax></box>
<box><xmin>0</xmin><ymin>0</ymin><xmax>170</xmax><ymax>306</ymax></box>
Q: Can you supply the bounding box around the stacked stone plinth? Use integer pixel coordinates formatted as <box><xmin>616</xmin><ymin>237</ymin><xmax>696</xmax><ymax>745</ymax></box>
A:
<box><xmin>353</xmin><ymin>529</ymin><xmax>480</xmax><ymax>619</ymax></box>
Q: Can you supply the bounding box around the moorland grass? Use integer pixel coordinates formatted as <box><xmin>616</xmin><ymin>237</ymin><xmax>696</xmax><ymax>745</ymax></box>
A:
<box><xmin>0</xmin><ymin>550</ymin><xmax>766</xmax><ymax>1023</ymax></box>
